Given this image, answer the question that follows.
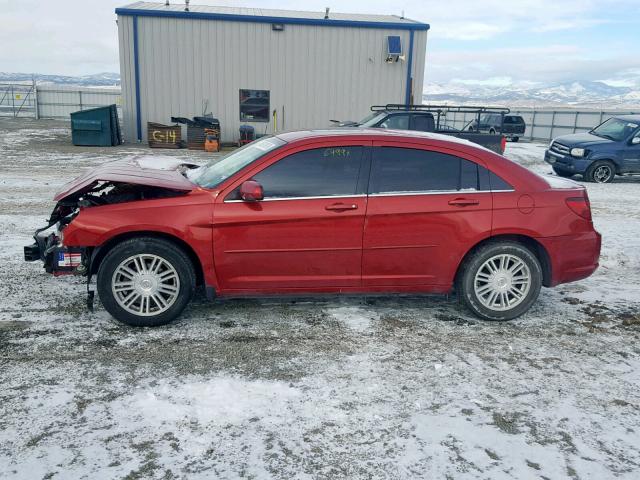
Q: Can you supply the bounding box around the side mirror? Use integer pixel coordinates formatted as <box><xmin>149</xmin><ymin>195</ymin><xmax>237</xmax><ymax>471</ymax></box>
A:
<box><xmin>631</xmin><ymin>136</ymin><xmax>640</xmax><ymax>145</ymax></box>
<box><xmin>240</xmin><ymin>180</ymin><xmax>264</xmax><ymax>202</ymax></box>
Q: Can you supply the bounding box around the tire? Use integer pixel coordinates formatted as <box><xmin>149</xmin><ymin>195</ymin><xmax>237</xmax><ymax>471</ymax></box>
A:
<box><xmin>97</xmin><ymin>237</ymin><xmax>196</xmax><ymax>327</ymax></box>
<box><xmin>585</xmin><ymin>160</ymin><xmax>615</xmax><ymax>183</ymax></box>
<box><xmin>512</xmin><ymin>136</ymin><xmax>519</xmax><ymax>142</ymax></box>
<box><xmin>458</xmin><ymin>242</ymin><xmax>542</xmax><ymax>321</ymax></box>
<box><xmin>489</xmin><ymin>128</ymin><xmax>496</xmax><ymax>135</ymax></box>
<box><xmin>552</xmin><ymin>167</ymin><xmax>573</xmax><ymax>178</ymax></box>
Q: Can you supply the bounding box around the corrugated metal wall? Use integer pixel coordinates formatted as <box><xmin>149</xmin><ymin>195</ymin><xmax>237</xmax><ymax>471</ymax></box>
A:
<box><xmin>118</xmin><ymin>14</ymin><xmax>427</xmax><ymax>143</ymax></box>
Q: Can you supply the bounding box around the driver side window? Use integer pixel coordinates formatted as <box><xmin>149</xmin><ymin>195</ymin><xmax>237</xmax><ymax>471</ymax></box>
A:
<box><xmin>251</xmin><ymin>147</ymin><xmax>364</xmax><ymax>199</ymax></box>
<box><xmin>380</xmin><ymin>114</ymin><xmax>410</xmax><ymax>130</ymax></box>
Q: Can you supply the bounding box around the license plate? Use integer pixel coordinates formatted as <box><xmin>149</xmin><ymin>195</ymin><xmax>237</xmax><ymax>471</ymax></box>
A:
<box><xmin>57</xmin><ymin>251</ymin><xmax>82</xmax><ymax>267</ymax></box>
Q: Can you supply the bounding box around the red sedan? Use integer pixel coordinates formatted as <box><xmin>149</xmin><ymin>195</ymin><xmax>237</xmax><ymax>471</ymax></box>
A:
<box><xmin>25</xmin><ymin>129</ymin><xmax>601</xmax><ymax>326</ymax></box>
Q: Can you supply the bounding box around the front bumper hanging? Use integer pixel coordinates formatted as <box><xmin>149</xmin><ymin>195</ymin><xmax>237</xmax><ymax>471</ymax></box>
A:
<box><xmin>24</xmin><ymin>230</ymin><xmax>87</xmax><ymax>276</ymax></box>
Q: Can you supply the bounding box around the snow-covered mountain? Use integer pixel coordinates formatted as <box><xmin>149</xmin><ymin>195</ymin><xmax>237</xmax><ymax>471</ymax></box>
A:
<box><xmin>423</xmin><ymin>81</ymin><xmax>640</xmax><ymax>108</ymax></box>
<box><xmin>0</xmin><ymin>72</ymin><xmax>120</xmax><ymax>87</ymax></box>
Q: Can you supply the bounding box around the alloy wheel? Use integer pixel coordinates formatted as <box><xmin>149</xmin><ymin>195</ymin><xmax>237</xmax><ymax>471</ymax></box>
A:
<box><xmin>593</xmin><ymin>165</ymin><xmax>613</xmax><ymax>183</ymax></box>
<box><xmin>111</xmin><ymin>254</ymin><xmax>180</xmax><ymax>316</ymax></box>
<box><xmin>473</xmin><ymin>254</ymin><xmax>532</xmax><ymax>311</ymax></box>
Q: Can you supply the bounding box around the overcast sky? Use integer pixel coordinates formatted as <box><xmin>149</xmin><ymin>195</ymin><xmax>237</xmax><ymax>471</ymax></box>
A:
<box><xmin>1</xmin><ymin>0</ymin><xmax>639</xmax><ymax>86</ymax></box>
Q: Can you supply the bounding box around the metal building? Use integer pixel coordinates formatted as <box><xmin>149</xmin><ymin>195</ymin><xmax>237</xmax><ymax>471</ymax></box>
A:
<box><xmin>116</xmin><ymin>2</ymin><xmax>429</xmax><ymax>143</ymax></box>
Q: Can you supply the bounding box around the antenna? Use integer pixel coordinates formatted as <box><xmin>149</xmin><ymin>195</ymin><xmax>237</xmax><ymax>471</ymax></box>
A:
<box><xmin>165</xmin><ymin>0</ymin><xmax>169</xmax><ymax>5</ymax></box>
<box><xmin>401</xmin><ymin>10</ymin><xmax>405</xmax><ymax>19</ymax></box>
<box><xmin>324</xmin><ymin>7</ymin><xmax>330</xmax><ymax>19</ymax></box>
<box><xmin>185</xmin><ymin>0</ymin><xmax>189</xmax><ymax>12</ymax></box>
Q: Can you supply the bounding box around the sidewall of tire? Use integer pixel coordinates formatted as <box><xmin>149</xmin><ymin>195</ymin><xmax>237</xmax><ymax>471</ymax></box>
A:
<box><xmin>586</xmin><ymin>160</ymin><xmax>615</xmax><ymax>183</ymax></box>
<box><xmin>97</xmin><ymin>237</ymin><xmax>195</xmax><ymax>327</ymax></box>
<box><xmin>459</xmin><ymin>242</ymin><xmax>542</xmax><ymax>321</ymax></box>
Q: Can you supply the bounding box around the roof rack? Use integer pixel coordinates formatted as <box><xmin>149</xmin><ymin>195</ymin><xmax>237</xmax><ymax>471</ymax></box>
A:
<box><xmin>371</xmin><ymin>104</ymin><xmax>510</xmax><ymax>114</ymax></box>
<box><xmin>370</xmin><ymin>104</ymin><xmax>511</xmax><ymax>130</ymax></box>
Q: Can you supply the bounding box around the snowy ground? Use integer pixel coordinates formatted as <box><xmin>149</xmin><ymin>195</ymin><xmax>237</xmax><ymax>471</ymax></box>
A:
<box><xmin>1</xmin><ymin>118</ymin><xmax>639</xmax><ymax>479</ymax></box>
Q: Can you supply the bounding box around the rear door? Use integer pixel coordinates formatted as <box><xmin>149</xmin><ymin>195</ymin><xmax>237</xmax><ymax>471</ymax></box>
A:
<box><xmin>213</xmin><ymin>143</ymin><xmax>369</xmax><ymax>291</ymax></box>
<box><xmin>362</xmin><ymin>143</ymin><xmax>493</xmax><ymax>289</ymax></box>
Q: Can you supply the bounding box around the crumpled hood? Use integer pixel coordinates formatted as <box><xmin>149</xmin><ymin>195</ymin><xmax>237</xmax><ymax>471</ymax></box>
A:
<box><xmin>554</xmin><ymin>132</ymin><xmax>611</xmax><ymax>148</ymax></box>
<box><xmin>54</xmin><ymin>155</ymin><xmax>198</xmax><ymax>201</ymax></box>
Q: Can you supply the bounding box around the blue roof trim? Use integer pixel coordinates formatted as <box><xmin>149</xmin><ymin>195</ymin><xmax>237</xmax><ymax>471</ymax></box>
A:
<box><xmin>115</xmin><ymin>7</ymin><xmax>430</xmax><ymax>31</ymax></box>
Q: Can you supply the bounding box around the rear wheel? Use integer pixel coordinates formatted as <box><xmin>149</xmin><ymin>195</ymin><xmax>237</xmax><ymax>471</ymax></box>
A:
<box><xmin>458</xmin><ymin>242</ymin><xmax>542</xmax><ymax>321</ymax></box>
<box><xmin>97</xmin><ymin>237</ymin><xmax>196</xmax><ymax>327</ymax></box>
<box><xmin>489</xmin><ymin>128</ymin><xmax>496</xmax><ymax>134</ymax></box>
<box><xmin>585</xmin><ymin>160</ymin><xmax>615</xmax><ymax>183</ymax></box>
<box><xmin>512</xmin><ymin>136</ymin><xmax>520</xmax><ymax>142</ymax></box>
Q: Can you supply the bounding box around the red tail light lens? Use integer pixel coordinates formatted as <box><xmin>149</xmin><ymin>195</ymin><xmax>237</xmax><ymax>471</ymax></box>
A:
<box><xmin>566</xmin><ymin>196</ymin><xmax>592</xmax><ymax>220</ymax></box>
<box><xmin>500</xmin><ymin>136</ymin><xmax>507</xmax><ymax>153</ymax></box>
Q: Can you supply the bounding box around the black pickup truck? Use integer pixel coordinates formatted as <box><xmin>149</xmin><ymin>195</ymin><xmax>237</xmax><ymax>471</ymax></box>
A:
<box><xmin>331</xmin><ymin>105</ymin><xmax>508</xmax><ymax>154</ymax></box>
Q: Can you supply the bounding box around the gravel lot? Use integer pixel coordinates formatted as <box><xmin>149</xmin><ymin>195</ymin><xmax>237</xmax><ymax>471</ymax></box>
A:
<box><xmin>1</xmin><ymin>118</ymin><xmax>639</xmax><ymax>479</ymax></box>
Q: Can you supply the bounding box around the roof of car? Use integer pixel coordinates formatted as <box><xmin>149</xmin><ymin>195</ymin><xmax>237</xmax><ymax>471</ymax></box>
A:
<box><xmin>275</xmin><ymin>128</ymin><xmax>478</xmax><ymax>148</ymax></box>
<box><xmin>612</xmin><ymin>114</ymin><xmax>640</xmax><ymax>122</ymax></box>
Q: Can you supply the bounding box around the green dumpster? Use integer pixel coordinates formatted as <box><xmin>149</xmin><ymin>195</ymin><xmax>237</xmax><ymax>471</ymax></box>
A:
<box><xmin>70</xmin><ymin>105</ymin><xmax>121</xmax><ymax>146</ymax></box>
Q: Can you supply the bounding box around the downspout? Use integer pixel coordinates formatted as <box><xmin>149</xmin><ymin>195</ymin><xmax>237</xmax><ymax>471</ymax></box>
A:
<box><xmin>133</xmin><ymin>15</ymin><xmax>142</xmax><ymax>142</ymax></box>
<box><xmin>404</xmin><ymin>29</ymin><xmax>415</xmax><ymax>107</ymax></box>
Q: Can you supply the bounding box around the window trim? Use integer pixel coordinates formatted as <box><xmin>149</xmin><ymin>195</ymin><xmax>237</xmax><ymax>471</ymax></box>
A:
<box><xmin>239</xmin><ymin>88</ymin><xmax>270</xmax><ymax>123</ymax></box>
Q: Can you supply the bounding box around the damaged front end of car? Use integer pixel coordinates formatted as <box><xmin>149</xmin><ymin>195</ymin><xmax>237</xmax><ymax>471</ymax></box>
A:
<box><xmin>24</xmin><ymin>156</ymin><xmax>199</xmax><ymax>291</ymax></box>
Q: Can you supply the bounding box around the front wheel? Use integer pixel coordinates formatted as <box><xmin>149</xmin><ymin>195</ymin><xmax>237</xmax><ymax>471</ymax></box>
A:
<box><xmin>97</xmin><ymin>237</ymin><xmax>196</xmax><ymax>327</ymax></box>
<box><xmin>585</xmin><ymin>160</ymin><xmax>615</xmax><ymax>183</ymax></box>
<box><xmin>458</xmin><ymin>242</ymin><xmax>542</xmax><ymax>321</ymax></box>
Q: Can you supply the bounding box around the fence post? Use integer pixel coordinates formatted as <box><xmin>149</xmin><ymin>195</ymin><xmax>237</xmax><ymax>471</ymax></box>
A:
<box><xmin>33</xmin><ymin>80</ymin><xmax>39</xmax><ymax>119</ymax></box>
<box><xmin>79</xmin><ymin>91</ymin><xmax>83</xmax><ymax>111</ymax></box>
<box><xmin>530</xmin><ymin>110</ymin><xmax>536</xmax><ymax>141</ymax></box>
<box><xmin>549</xmin><ymin>111</ymin><xmax>556</xmax><ymax>141</ymax></box>
<box><xmin>10</xmin><ymin>85</ymin><xmax>15</xmax><ymax>117</ymax></box>
<box><xmin>573</xmin><ymin>111</ymin><xmax>579</xmax><ymax>133</ymax></box>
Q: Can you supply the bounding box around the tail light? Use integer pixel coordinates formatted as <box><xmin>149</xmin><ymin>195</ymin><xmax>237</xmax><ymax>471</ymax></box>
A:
<box><xmin>500</xmin><ymin>136</ymin><xmax>507</xmax><ymax>153</ymax></box>
<box><xmin>566</xmin><ymin>194</ymin><xmax>592</xmax><ymax>220</ymax></box>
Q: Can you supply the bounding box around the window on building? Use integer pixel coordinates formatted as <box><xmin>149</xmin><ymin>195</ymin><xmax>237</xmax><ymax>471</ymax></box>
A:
<box><xmin>239</xmin><ymin>89</ymin><xmax>270</xmax><ymax>122</ymax></box>
<box><xmin>253</xmin><ymin>147</ymin><xmax>364</xmax><ymax>198</ymax></box>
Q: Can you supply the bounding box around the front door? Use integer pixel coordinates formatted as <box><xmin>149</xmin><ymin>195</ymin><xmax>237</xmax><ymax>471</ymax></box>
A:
<box><xmin>362</xmin><ymin>143</ymin><xmax>493</xmax><ymax>289</ymax></box>
<box><xmin>620</xmin><ymin>129</ymin><xmax>640</xmax><ymax>173</ymax></box>
<box><xmin>213</xmin><ymin>144</ymin><xmax>369</xmax><ymax>292</ymax></box>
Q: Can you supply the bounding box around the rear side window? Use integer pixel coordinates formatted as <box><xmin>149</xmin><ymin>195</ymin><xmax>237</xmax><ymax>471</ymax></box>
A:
<box><xmin>369</xmin><ymin>147</ymin><xmax>513</xmax><ymax>194</ymax></box>
<box><xmin>505</xmin><ymin>116</ymin><xmax>524</xmax><ymax>124</ymax></box>
<box><xmin>252</xmin><ymin>146</ymin><xmax>363</xmax><ymax>199</ymax></box>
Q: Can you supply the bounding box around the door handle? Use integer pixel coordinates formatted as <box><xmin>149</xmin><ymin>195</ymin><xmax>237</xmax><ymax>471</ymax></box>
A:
<box><xmin>325</xmin><ymin>203</ymin><xmax>358</xmax><ymax>211</ymax></box>
<box><xmin>448</xmin><ymin>198</ymin><xmax>479</xmax><ymax>207</ymax></box>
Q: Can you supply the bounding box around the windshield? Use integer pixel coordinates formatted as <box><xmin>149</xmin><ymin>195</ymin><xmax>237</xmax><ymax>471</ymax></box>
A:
<box><xmin>188</xmin><ymin>136</ymin><xmax>286</xmax><ymax>188</ymax></box>
<box><xmin>358</xmin><ymin>112</ymin><xmax>386</xmax><ymax>127</ymax></box>
<box><xmin>590</xmin><ymin>118</ymin><xmax>639</xmax><ymax>142</ymax></box>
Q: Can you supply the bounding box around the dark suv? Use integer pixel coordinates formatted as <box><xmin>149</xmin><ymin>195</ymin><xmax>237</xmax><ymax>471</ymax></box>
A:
<box><xmin>468</xmin><ymin>114</ymin><xmax>526</xmax><ymax>142</ymax></box>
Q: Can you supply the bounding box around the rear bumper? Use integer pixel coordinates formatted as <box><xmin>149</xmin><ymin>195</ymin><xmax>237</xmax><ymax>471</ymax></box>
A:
<box><xmin>538</xmin><ymin>230</ymin><xmax>601</xmax><ymax>287</ymax></box>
